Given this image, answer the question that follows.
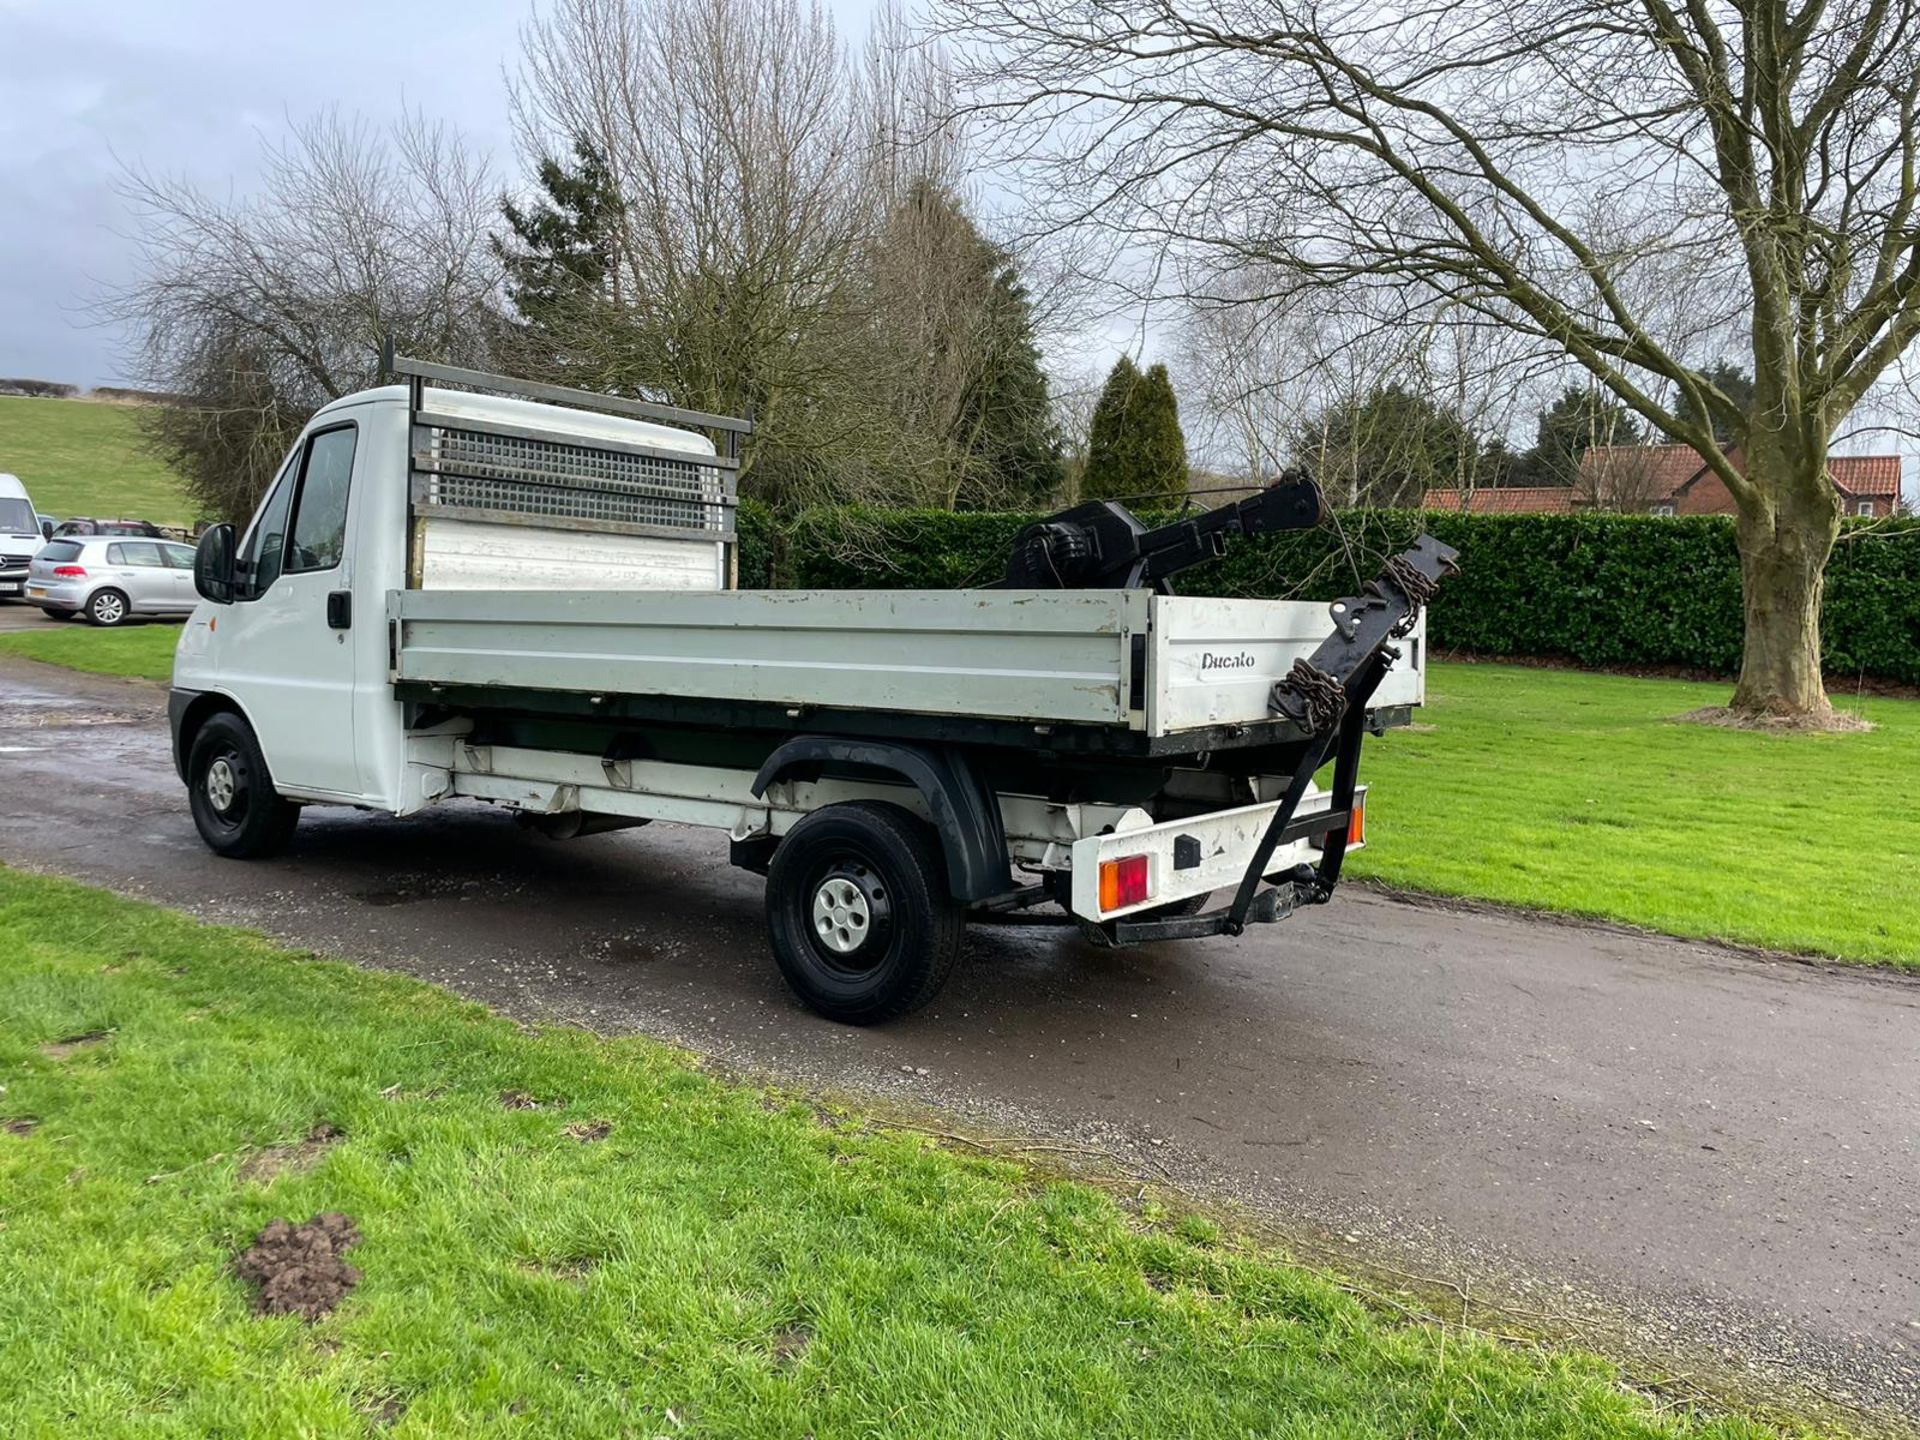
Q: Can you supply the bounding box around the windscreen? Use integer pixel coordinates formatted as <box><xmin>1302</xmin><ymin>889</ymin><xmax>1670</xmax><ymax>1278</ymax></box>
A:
<box><xmin>39</xmin><ymin>541</ymin><xmax>82</xmax><ymax>562</ymax></box>
<box><xmin>0</xmin><ymin>498</ymin><xmax>35</xmax><ymax>532</ymax></box>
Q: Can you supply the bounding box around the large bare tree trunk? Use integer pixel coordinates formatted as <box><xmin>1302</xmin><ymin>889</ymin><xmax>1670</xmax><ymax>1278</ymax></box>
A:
<box><xmin>1730</xmin><ymin>445</ymin><xmax>1840</xmax><ymax>718</ymax></box>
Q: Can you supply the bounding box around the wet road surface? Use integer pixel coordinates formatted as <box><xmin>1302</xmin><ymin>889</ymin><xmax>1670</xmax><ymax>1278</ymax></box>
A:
<box><xmin>1</xmin><ymin>657</ymin><xmax>1915</xmax><ymax>1427</ymax></box>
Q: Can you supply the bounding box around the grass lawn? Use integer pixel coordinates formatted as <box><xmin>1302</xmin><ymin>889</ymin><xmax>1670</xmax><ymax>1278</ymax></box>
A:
<box><xmin>0</xmin><ymin>618</ymin><xmax>181</xmax><ymax>681</ymax></box>
<box><xmin>0</xmin><ymin>395</ymin><xmax>194</xmax><ymax>525</ymax></box>
<box><xmin>1350</xmin><ymin>662</ymin><xmax>1920</xmax><ymax>967</ymax></box>
<box><xmin>0</xmin><ymin>867</ymin><xmax>1802</xmax><ymax>1439</ymax></box>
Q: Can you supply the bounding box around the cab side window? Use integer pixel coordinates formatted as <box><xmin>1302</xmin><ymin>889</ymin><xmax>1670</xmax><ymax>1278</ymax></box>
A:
<box><xmin>238</xmin><ymin>451</ymin><xmax>299</xmax><ymax>598</ymax></box>
<box><xmin>285</xmin><ymin>425</ymin><xmax>356</xmax><ymax>574</ymax></box>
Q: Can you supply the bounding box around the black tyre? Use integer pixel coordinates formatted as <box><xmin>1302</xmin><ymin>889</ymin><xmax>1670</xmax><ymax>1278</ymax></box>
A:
<box><xmin>765</xmin><ymin>801</ymin><xmax>963</xmax><ymax>1025</ymax></box>
<box><xmin>187</xmin><ymin>712</ymin><xmax>301</xmax><ymax>859</ymax></box>
<box><xmin>39</xmin><ymin>607</ymin><xmax>75</xmax><ymax>621</ymax></box>
<box><xmin>86</xmin><ymin>588</ymin><xmax>131</xmax><ymax>627</ymax></box>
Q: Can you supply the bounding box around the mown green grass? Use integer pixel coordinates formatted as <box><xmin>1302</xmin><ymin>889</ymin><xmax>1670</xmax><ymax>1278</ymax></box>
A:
<box><xmin>0</xmin><ymin>867</ymin><xmax>1800</xmax><ymax>1439</ymax></box>
<box><xmin>0</xmin><ymin>395</ymin><xmax>194</xmax><ymax>524</ymax></box>
<box><xmin>0</xmin><ymin>619</ymin><xmax>181</xmax><ymax>680</ymax></box>
<box><xmin>1348</xmin><ymin>663</ymin><xmax>1920</xmax><ymax>966</ymax></box>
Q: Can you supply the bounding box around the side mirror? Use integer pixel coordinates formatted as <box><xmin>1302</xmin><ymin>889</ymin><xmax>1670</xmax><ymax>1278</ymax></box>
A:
<box><xmin>194</xmin><ymin>524</ymin><xmax>237</xmax><ymax>604</ymax></box>
<box><xmin>39</xmin><ymin>518</ymin><xmax>52</xmax><ymax>541</ymax></box>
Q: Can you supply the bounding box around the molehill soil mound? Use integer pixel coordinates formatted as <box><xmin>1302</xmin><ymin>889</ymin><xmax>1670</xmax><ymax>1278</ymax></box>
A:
<box><xmin>235</xmin><ymin>1212</ymin><xmax>361</xmax><ymax>1320</ymax></box>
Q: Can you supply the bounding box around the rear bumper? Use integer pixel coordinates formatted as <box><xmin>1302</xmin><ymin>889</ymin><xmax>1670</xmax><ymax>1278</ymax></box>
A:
<box><xmin>21</xmin><ymin>579</ymin><xmax>85</xmax><ymax>607</ymax></box>
<box><xmin>1068</xmin><ymin>787</ymin><xmax>1363</xmax><ymax>926</ymax></box>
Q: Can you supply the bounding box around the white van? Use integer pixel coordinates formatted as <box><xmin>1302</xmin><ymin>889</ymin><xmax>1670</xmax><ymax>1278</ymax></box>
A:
<box><xmin>0</xmin><ymin>473</ymin><xmax>52</xmax><ymax>598</ymax></box>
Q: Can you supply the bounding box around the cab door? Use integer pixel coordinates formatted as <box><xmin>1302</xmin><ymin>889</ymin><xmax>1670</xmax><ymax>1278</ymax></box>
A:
<box><xmin>220</xmin><ymin>421</ymin><xmax>363</xmax><ymax>798</ymax></box>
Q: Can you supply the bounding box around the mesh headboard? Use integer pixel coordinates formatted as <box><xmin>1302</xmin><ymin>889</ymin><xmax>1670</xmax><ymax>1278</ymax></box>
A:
<box><xmin>420</xmin><ymin>421</ymin><xmax>729</xmax><ymax>534</ymax></box>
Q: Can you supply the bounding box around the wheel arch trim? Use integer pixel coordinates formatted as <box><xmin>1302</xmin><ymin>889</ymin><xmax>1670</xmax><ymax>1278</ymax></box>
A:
<box><xmin>750</xmin><ymin>737</ymin><xmax>1013</xmax><ymax>903</ymax></box>
<box><xmin>168</xmin><ymin>687</ymin><xmax>258</xmax><ymax>785</ymax></box>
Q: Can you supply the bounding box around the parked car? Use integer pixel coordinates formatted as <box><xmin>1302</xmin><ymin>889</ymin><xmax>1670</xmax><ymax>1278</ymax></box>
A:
<box><xmin>25</xmin><ymin>536</ymin><xmax>200</xmax><ymax>625</ymax></box>
<box><xmin>51</xmin><ymin>517</ymin><xmax>166</xmax><ymax>539</ymax></box>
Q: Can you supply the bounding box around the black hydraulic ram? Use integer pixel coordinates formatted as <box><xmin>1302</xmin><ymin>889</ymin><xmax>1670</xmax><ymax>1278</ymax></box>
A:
<box><xmin>1103</xmin><ymin>533</ymin><xmax>1461</xmax><ymax>946</ymax></box>
<box><xmin>993</xmin><ymin>470</ymin><xmax>1326</xmax><ymax>593</ymax></box>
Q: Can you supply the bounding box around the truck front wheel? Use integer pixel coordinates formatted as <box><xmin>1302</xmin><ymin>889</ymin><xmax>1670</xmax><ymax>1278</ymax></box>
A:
<box><xmin>187</xmin><ymin>712</ymin><xmax>301</xmax><ymax>859</ymax></box>
<box><xmin>765</xmin><ymin>801</ymin><xmax>963</xmax><ymax>1025</ymax></box>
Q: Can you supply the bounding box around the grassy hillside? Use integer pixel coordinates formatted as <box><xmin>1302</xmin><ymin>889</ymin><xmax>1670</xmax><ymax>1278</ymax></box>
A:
<box><xmin>0</xmin><ymin>396</ymin><xmax>194</xmax><ymax>525</ymax></box>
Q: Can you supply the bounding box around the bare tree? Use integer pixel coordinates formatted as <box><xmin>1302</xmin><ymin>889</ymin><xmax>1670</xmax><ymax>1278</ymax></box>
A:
<box><xmin>1179</xmin><ymin>278</ymin><xmax>1416</xmax><ymax>498</ymax></box>
<box><xmin>940</xmin><ymin>0</ymin><xmax>1920</xmax><ymax>721</ymax></box>
<box><xmin>108</xmin><ymin>110</ymin><xmax>500</xmax><ymax>521</ymax></box>
<box><xmin>510</xmin><ymin>0</ymin><xmax>1064</xmax><ymax>510</ymax></box>
<box><xmin>853</xmin><ymin>13</ymin><xmax>1064</xmax><ymax>507</ymax></box>
<box><xmin>512</xmin><ymin>0</ymin><xmax>878</xmax><ymax>504</ymax></box>
<box><xmin>1573</xmin><ymin>445</ymin><xmax>1672</xmax><ymax>511</ymax></box>
<box><xmin>1178</xmin><ymin>275</ymin><xmax>1550</xmax><ymax>508</ymax></box>
<box><xmin>862</xmin><ymin>0</ymin><xmax>970</xmax><ymax>205</ymax></box>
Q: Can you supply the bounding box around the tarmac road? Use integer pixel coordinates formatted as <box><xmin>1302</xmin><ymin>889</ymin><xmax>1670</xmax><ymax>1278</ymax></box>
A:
<box><xmin>0</xmin><ymin>598</ymin><xmax>58</xmax><ymax>631</ymax></box>
<box><xmin>0</xmin><ymin>597</ymin><xmax>182</xmax><ymax>632</ymax></box>
<box><xmin>1</xmin><ymin>656</ymin><xmax>1915</xmax><ymax>1429</ymax></box>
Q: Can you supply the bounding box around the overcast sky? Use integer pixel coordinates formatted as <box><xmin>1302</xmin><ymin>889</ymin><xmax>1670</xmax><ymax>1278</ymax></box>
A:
<box><xmin>0</xmin><ymin>0</ymin><xmax>886</xmax><ymax>388</ymax></box>
<box><xmin>3</xmin><ymin>0</ymin><xmax>1911</xmax><ymax>494</ymax></box>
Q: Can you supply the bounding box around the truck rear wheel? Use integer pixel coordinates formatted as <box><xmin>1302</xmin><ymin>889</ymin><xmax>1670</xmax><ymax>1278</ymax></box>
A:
<box><xmin>187</xmin><ymin>712</ymin><xmax>301</xmax><ymax>859</ymax></box>
<box><xmin>765</xmin><ymin>801</ymin><xmax>963</xmax><ymax>1025</ymax></box>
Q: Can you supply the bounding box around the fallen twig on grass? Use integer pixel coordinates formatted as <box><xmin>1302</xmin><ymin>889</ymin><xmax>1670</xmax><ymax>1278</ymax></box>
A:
<box><xmin>144</xmin><ymin>1151</ymin><xmax>228</xmax><ymax>1185</ymax></box>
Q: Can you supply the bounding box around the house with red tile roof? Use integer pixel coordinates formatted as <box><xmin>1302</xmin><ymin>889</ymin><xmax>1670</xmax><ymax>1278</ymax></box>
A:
<box><xmin>1426</xmin><ymin>445</ymin><xmax>1903</xmax><ymax>516</ymax></box>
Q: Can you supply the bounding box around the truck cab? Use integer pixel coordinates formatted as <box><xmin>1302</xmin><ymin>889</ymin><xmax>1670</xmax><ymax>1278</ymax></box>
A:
<box><xmin>173</xmin><ymin>379</ymin><xmax>734</xmax><ymax>809</ymax></box>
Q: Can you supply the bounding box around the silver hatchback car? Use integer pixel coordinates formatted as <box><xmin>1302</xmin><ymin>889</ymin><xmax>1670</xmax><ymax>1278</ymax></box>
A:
<box><xmin>26</xmin><ymin>536</ymin><xmax>200</xmax><ymax>626</ymax></box>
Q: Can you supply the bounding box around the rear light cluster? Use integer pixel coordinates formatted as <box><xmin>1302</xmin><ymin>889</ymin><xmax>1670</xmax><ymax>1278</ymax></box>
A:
<box><xmin>1098</xmin><ymin>853</ymin><xmax>1151</xmax><ymax>912</ymax></box>
<box><xmin>1309</xmin><ymin>794</ymin><xmax>1367</xmax><ymax>852</ymax></box>
<box><xmin>52</xmin><ymin>565</ymin><xmax>87</xmax><ymax>578</ymax></box>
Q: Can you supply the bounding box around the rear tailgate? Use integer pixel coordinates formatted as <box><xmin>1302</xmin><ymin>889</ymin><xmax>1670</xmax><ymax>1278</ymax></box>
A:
<box><xmin>1149</xmin><ymin>595</ymin><xmax>1424</xmax><ymax>735</ymax></box>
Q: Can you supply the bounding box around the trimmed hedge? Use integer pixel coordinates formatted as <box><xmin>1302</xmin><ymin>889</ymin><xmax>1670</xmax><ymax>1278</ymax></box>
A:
<box><xmin>735</xmin><ymin>505</ymin><xmax>1920</xmax><ymax>686</ymax></box>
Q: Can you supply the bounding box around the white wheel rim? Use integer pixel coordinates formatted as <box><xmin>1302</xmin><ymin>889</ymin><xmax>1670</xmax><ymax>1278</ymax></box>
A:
<box><xmin>97</xmin><ymin>595</ymin><xmax>123</xmax><ymax>622</ymax></box>
<box><xmin>811</xmin><ymin>877</ymin><xmax>871</xmax><ymax>955</ymax></box>
<box><xmin>206</xmin><ymin>757</ymin><xmax>237</xmax><ymax>813</ymax></box>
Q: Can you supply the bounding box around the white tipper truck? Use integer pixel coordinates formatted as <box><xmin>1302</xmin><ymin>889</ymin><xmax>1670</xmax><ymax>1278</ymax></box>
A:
<box><xmin>169</xmin><ymin>357</ymin><xmax>1457</xmax><ymax>1023</ymax></box>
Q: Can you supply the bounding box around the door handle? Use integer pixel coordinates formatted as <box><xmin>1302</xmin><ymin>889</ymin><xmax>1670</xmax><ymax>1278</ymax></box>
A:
<box><xmin>327</xmin><ymin>591</ymin><xmax>352</xmax><ymax>629</ymax></box>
